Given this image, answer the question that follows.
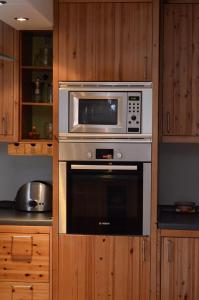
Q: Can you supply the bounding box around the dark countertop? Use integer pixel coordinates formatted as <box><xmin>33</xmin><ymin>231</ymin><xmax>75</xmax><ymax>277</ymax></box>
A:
<box><xmin>0</xmin><ymin>207</ymin><xmax>52</xmax><ymax>226</ymax></box>
<box><xmin>158</xmin><ymin>205</ymin><xmax>199</xmax><ymax>230</ymax></box>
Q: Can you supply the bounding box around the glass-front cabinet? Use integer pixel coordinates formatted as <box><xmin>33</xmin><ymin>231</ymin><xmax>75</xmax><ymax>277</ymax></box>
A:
<box><xmin>21</xmin><ymin>31</ymin><xmax>53</xmax><ymax>141</ymax></box>
<box><xmin>8</xmin><ymin>31</ymin><xmax>53</xmax><ymax>156</ymax></box>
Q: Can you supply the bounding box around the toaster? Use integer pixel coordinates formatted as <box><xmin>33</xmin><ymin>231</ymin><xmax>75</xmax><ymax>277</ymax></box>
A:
<box><xmin>15</xmin><ymin>181</ymin><xmax>52</xmax><ymax>212</ymax></box>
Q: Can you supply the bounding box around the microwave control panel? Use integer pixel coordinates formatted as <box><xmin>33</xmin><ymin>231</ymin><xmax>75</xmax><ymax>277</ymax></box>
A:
<box><xmin>127</xmin><ymin>92</ymin><xmax>142</xmax><ymax>133</ymax></box>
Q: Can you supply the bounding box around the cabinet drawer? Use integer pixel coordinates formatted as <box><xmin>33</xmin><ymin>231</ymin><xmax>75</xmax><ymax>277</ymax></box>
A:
<box><xmin>0</xmin><ymin>282</ymin><xmax>49</xmax><ymax>300</ymax></box>
<box><xmin>24</xmin><ymin>143</ymin><xmax>43</xmax><ymax>155</ymax></box>
<box><xmin>8</xmin><ymin>143</ymin><xmax>25</xmax><ymax>155</ymax></box>
<box><xmin>0</xmin><ymin>233</ymin><xmax>49</xmax><ymax>282</ymax></box>
<box><xmin>42</xmin><ymin>143</ymin><xmax>53</xmax><ymax>156</ymax></box>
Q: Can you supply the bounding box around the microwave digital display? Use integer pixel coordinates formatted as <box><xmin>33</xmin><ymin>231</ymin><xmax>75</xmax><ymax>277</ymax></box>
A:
<box><xmin>78</xmin><ymin>99</ymin><xmax>118</xmax><ymax>125</ymax></box>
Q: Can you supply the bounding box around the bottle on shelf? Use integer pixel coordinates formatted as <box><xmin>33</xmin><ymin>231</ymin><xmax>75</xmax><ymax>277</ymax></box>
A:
<box><xmin>33</xmin><ymin>77</ymin><xmax>41</xmax><ymax>102</ymax></box>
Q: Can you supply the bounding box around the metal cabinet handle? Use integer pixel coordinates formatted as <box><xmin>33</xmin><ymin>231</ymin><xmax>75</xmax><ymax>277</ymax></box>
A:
<box><xmin>144</xmin><ymin>56</ymin><xmax>148</xmax><ymax>80</ymax></box>
<box><xmin>168</xmin><ymin>239</ymin><xmax>173</xmax><ymax>263</ymax></box>
<box><xmin>71</xmin><ymin>165</ymin><xmax>138</xmax><ymax>171</ymax></box>
<box><xmin>12</xmin><ymin>285</ymin><xmax>33</xmax><ymax>290</ymax></box>
<box><xmin>142</xmin><ymin>239</ymin><xmax>148</xmax><ymax>262</ymax></box>
<box><xmin>2</xmin><ymin>113</ymin><xmax>8</xmax><ymax>135</ymax></box>
<box><xmin>5</xmin><ymin>112</ymin><xmax>8</xmax><ymax>135</ymax></box>
<box><xmin>167</xmin><ymin>112</ymin><xmax>170</xmax><ymax>134</ymax></box>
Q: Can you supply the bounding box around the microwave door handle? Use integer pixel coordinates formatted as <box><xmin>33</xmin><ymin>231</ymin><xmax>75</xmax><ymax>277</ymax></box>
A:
<box><xmin>71</xmin><ymin>165</ymin><xmax>138</xmax><ymax>171</ymax></box>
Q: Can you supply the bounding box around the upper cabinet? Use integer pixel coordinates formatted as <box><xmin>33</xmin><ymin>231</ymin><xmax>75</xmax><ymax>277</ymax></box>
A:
<box><xmin>161</xmin><ymin>4</ymin><xmax>199</xmax><ymax>142</ymax></box>
<box><xmin>0</xmin><ymin>21</ymin><xmax>19</xmax><ymax>142</ymax></box>
<box><xmin>20</xmin><ymin>31</ymin><xmax>53</xmax><ymax>142</ymax></box>
<box><xmin>58</xmin><ymin>2</ymin><xmax>152</xmax><ymax>81</ymax></box>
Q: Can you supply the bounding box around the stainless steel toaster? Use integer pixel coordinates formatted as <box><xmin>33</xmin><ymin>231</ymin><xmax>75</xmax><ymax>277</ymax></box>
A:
<box><xmin>15</xmin><ymin>181</ymin><xmax>52</xmax><ymax>212</ymax></box>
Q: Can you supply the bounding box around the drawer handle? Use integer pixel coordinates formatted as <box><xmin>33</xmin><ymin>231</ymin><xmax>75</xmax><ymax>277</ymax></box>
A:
<box><xmin>12</xmin><ymin>285</ymin><xmax>33</xmax><ymax>300</ymax></box>
<box><xmin>11</xmin><ymin>235</ymin><xmax>33</xmax><ymax>261</ymax></box>
<box><xmin>12</xmin><ymin>285</ymin><xmax>33</xmax><ymax>290</ymax></box>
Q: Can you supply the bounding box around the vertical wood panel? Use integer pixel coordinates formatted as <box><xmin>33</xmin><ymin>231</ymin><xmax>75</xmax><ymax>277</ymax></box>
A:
<box><xmin>192</xmin><ymin>5</ymin><xmax>199</xmax><ymax>136</ymax></box>
<box><xmin>59</xmin><ymin>235</ymin><xmax>150</xmax><ymax>300</ymax></box>
<box><xmin>161</xmin><ymin>237</ymin><xmax>199</xmax><ymax>300</ymax></box>
<box><xmin>163</xmin><ymin>4</ymin><xmax>193</xmax><ymax>136</ymax></box>
<box><xmin>58</xmin><ymin>3</ymin><xmax>152</xmax><ymax>81</ymax></box>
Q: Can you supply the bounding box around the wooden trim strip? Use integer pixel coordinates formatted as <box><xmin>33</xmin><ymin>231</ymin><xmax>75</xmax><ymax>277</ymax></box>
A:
<box><xmin>59</xmin><ymin>0</ymin><xmax>152</xmax><ymax>3</ymax></box>
<box><xmin>164</xmin><ymin>0</ymin><xmax>199</xmax><ymax>3</ymax></box>
<box><xmin>162</xmin><ymin>136</ymin><xmax>199</xmax><ymax>143</ymax></box>
<box><xmin>0</xmin><ymin>225</ymin><xmax>51</xmax><ymax>234</ymax></box>
<box><xmin>160</xmin><ymin>229</ymin><xmax>199</xmax><ymax>238</ymax></box>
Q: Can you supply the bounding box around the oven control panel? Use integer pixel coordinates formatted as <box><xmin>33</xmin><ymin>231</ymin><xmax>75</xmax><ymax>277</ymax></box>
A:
<box><xmin>127</xmin><ymin>92</ymin><xmax>142</xmax><ymax>133</ymax></box>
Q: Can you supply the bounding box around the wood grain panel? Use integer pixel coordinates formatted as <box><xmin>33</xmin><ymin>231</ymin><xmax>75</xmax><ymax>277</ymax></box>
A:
<box><xmin>58</xmin><ymin>235</ymin><xmax>150</xmax><ymax>300</ymax></box>
<box><xmin>0</xmin><ymin>233</ymin><xmax>49</xmax><ymax>282</ymax></box>
<box><xmin>0</xmin><ymin>282</ymin><xmax>49</xmax><ymax>300</ymax></box>
<box><xmin>58</xmin><ymin>3</ymin><xmax>152</xmax><ymax>81</ymax></box>
<box><xmin>162</xmin><ymin>4</ymin><xmax>192</xmax><ymax>136</ymax></box>
<box><xmin>161</xmin><ymin>237</ymin><xmax>199</xmax><ymax>300</ymax></box>
<box><xmin>192</xmin><ymin>5</ymin><xmax>199</xmax><ymax>136</ymax></box>
<box><xmin>0</xmin><ymin>20</ymin><xmax>19</xmax><ymax>142</ymax></box>
<box><xmin>59</xmin><ymin>0</ymin><xmax>152</xmax><ymax>3</ymax></box>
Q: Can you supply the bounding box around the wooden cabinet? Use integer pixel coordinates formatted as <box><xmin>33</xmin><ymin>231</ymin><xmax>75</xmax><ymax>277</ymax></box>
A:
<box><xmin>161</xmin><ymin>4</ymin><xmax>199</xmax><ymax>141</ymax></box>
<box><xmin>0</xmin><ymin>20</ymin><xmax>19</xmax><ymax>142</ymax></box>
<box><xmin>58</xmin><ymin>235</ymin><xmax>150</xmax><ymax>300</ymax></box>
<box><xmin>58</xmin><ymin>2</ymin><xmax>152</xmax><ymax>81</ymax></box>
<box><xmin>161</xmin><ymin>234</ymin><xmax>199</xmax><ymax>299</ymax></box>
<box><xmin>20</xmin><ymin>31</ymin><xmax>53</xmax><ymax>142</ymax></box>
<box><xmin>6</xmin><ymin>31</ymin><xmax>54</xmax><ymax>156</ymax></box>
<box><xmin>0</xmin><ymin>226</ymin><xmax>51</xmax><ymax>300</ymax></box>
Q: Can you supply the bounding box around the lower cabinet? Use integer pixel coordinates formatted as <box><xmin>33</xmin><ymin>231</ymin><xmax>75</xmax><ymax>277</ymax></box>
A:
<box><xmin>59</xmin><ymin>235</ymin><xmax>150</xmax><ymax>300</ymax></box>
<box><xmin>0</xmin><ymin>226</ymin><xmax>51</xmax><ymax>300</ymax></box>
<box><xmin>161</xmin><ymin>235</ymin><xmax>199</xmax><ymax>300</ymax></box>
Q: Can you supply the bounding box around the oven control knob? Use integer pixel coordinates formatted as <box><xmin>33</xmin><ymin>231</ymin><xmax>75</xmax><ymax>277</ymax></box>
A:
<box><xmin>87</xmin><ymin>152</ymin><xmax>92</xmax><ymax>159</ymax></box>
<box><xmin>116</xmin><ymin>152</ymin><xmax>122</xmax><ymax>159</ymax></box>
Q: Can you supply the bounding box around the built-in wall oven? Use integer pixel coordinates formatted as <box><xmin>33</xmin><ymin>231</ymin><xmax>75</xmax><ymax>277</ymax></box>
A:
<box><xmin>58</xmin><ymin>81</ymin><xmax>152</xmax><ymax>236</ymax></box>
<box><xmin>59</xmin><ymin>140</ymin><xmax>151</xmax><ymax>236</ymax></box>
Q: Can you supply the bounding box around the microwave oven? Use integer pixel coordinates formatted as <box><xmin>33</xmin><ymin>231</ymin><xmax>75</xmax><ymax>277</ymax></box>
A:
<box><xmin>59</xmin><ymin>82</ymin><xmax>152</xmax><ymax>138</ymax></box>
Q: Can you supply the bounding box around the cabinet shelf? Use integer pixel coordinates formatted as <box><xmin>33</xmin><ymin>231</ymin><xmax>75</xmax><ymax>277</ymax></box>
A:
<box><xmin>22</xmin><ymin>102</ymin><xmax>53</xmax><ymax>106</ymax></box>
<box><xmin>21</xmin><ymin>66</ymin><xmax>52</xmax><ymax>71</ymax></box>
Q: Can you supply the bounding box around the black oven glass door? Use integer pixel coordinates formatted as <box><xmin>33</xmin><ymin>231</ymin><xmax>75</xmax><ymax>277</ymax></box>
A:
<box><xmin>67</xmin><ymin>162</ymin><xmax>143</xmax><ymax>235</ymax></box>
<box><xmin>78</xmin><ymin>99</ymin><xmax>118</xmax><ymax>125</ymax></box>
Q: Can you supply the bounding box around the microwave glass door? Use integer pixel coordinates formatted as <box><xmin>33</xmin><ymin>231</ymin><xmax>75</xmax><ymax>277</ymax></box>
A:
<box><xmin>79</xmin><ymin>99</ymin><xmax>118</xmax><ymax>125</ymax></box>
<box><xmin>69</xmin><ymin>92</ymin><xmax>127</xmax><ymax>133</ymax></box>
<box><xmin>67</xmin><ymin>162</ymin><xmax>143</xmax><ymax>235</ymax></box>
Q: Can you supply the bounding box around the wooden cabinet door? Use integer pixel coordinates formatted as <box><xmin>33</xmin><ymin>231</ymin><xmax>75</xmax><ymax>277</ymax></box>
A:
<box><xmin>162</xmin><ymin>4</ymin><xmax>193</xmax><ymax>136</ymax></box>
<box><xmin>161</xmin><ymin>237</ymin><xmax>199</xmax><ymax>300</ymax></box>
<box><xmin>0</xmin><ymin>21</ymin><xmax>19</xmax><ymax>142</ymax></box>
<box><xmin>58</xmin><ymin>3</ymin><xmax>152</xmax><ymax>81</ymax></box>
<box><xmin>58</xmin><ymin>235</ymin><xmax>150</xmax><ymax>300</ymax></box>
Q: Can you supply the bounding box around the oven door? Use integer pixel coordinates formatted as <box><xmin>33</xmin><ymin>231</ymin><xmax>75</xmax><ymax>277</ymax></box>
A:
<box><xmin>69</xmin><ymin>92</ymin><xmax>127</xmax><ymax>133</ymax></box>
<box><xmin>59</xmin><ymin>161</ymin><xmax>151</xmax><ymax>236</ymax></box>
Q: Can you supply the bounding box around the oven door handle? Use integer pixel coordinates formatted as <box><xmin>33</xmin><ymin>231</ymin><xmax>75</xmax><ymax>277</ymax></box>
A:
<box><xmin>71</xmin><ymin>165</ymin><xmax>138</xmax><ymax>171</ymax></box>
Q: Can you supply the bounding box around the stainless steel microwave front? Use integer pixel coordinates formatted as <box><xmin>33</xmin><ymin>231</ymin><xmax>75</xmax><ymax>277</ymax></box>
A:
<box><xmin>59</xmin><ymin>81</ymin><xmax>152</xmax><ymax>139</ymax></box>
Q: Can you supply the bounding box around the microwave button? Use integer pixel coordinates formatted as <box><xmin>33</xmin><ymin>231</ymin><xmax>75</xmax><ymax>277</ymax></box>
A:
<box><xmin>87</xmin><ymin>152</ymin><xmax>92</xmax><ymax>159</ymax></box>
<box><xmin>116</xmin><ymin>152</ymin><xmax>122</xmax><ymax>159</ymax></box>
<box><xmin>131</xmin><ymin>115</ymin><xmax>136</xmax><ymax>121</ymax></box>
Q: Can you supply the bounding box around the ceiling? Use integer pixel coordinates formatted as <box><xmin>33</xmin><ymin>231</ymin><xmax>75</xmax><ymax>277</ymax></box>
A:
<box><xmin>0</xmin><ymin>0</ymin><xmax>53</xmax><ymax>30</ymax></box>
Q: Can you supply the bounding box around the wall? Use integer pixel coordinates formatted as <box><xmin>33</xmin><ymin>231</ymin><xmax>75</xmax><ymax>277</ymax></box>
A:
<box><xmin>159</xmin><ymin>143</ymin><xmax>199</xmax><ymax>205</ymax></box>
<box><xmin>0</xmin><ymin>143</ymin><xmax>52</xmax><ymax>201</ymax></box>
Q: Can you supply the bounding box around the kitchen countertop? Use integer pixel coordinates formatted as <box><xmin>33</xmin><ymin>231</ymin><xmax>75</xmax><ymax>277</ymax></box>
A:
<box><xmin>158</xmin><ymin>205</ymin><xmax>199</xmax><ymax>230</ymax></box>
<box><xmin>0</xmin><ymin>207</ymin><xmax>52</xmax><ymax>226</ymax></box>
